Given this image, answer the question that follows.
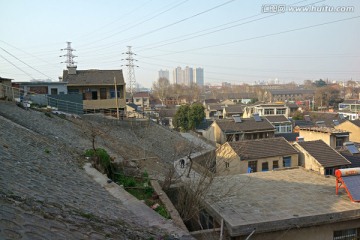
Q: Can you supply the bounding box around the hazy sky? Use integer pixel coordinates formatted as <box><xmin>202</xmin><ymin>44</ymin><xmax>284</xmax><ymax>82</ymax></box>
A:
<box><xmin>0</xmin><ymin>0</ymin><xmax>359</xmax><ymax>88</ymax></box>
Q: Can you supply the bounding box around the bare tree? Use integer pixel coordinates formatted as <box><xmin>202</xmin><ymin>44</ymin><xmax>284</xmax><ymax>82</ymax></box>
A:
<box><xmin>152</xmin><ymin>77</ymin><xmax>170</xmax><ymax>106</ymax></box>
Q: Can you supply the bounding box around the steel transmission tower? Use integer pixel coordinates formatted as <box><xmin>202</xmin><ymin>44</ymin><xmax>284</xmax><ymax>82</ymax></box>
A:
<box><xmin>122</xmin><ymin>46</ymin><xmax>138</xmax><ymax>95</ymax></box>
<box><xmin>60</xmin><ymin>42</ymin><xmax>77</xmax><ymax>67</ymax></box>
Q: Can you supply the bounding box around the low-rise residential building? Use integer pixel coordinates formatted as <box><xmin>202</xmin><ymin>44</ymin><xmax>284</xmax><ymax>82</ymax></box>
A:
<box><xmin>335</xmin><ymin>119</ymin><xmax>360</xmax><ymax>143</ymax></box>
<box><xmin>202</xmin><ymin>115</ymin><xmax>275</xmax><ymax>144</ymax></box>
<box><xmin>242</xmin><ymin>103</ymin><xmax>290</xmax><ymax>118</ymax></box>
<box><xmin>266</xmin><ymin>89</ymin><xmax>314</xmax><ymax>102</ymax></box>
<box><xmin>133</xmin><ymin>92</ymin><xmax>150</xmax><ymax>109</ymax></box>
<box><xmin>205</xmin><ymin>103</ymin><xmax>224</xmax><ymax>119</ymax></box>
<box><xmin>294</xmin><ymin>140</ymin><xmax>351</xmax><ymax>175</ymax></box>
<box><xmin>216</xmin><ymin>137</ymin><xmax>299</xmax><ymax>175</ymax></box>
<box><xmin>298</xmin><ymin>127</ymin><xmax>350</xmax><ymax>149</ymax></box>
<box><xmin>62</xmin><ymin>67</ymin><xmax>126</xmax><ymax>112</ymax></box>
<box><xmin>339</xmin><ymin>99</ymin><xmax>360</xmax><ymax>112</ymax></box>
<box><xmin>199</xmin><ymin>168</ymin><xmax>360</xmax><ymax>239</ymax></box>
<box><xmin>264</xmin><ymin>115</ymin><xmax>292</xmax><ymax>133</ymax></box>
<box><xmin>18</xmin><ymin>81</ymin><xmax>68</xmax><ymax>95</ymax></box>
<box><xmin>222</xmin><ymin>105</ymin><xmax>244</xmax><ymax>119</ymax></box>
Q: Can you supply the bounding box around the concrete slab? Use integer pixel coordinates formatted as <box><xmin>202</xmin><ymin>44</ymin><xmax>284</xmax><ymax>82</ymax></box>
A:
<box><xmin>204</xmin><ymin>168</ymin><xmax>360</xmax><ymax>237</ymax></box>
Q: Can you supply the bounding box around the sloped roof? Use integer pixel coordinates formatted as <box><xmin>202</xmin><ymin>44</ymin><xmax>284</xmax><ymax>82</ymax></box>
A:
<box><xmin>224</xmin><ymin>105</ymin><xmax>244</xmax><ymax>113</ymax></box>
<box><xmin>63</xmin><ymin>69</ymin><xmax>124</xmax><ymax>85</ymax></box>
<box><xmin>133</xmin><ymin>92</ymin><xmax>150</xmax><ymax>98</ymax></box>
<box><xmin>339</xmin><ymin>150</ymin><xmax>360</xmax><ymax>168</ymax></box>
<box><xmin>293</xmin><ymin>120</ymin><xmax>315</xmax><ymax>128</ymax></box>
<box><xmin>228</xmin><ymin>137</ymin><xmax>298</xmax><ymax>160</ymax></box>
<box><xmin>208</xmin><ymin>104</ymin><xmax>224</xmax><ymax>111</ymax></box>
<box><xmin>268</xmin><ymin>89</ymin><xmax>315</xmax><ymax>95</ymax></box>
<box><xmin>350</xmin><ymin>119</ymin><xmax>360</xmax><ymax>128</ymax></box>
<box><xmin>275</xmin><ymin>132</ymin><xmax>299</xmax><ymax>142</ymax></box>
<box><xmin>264</xmin><ymin>115</ymin><xmax>290</xmax><ymax>123</ymax></box>
<box><xmin>127</xmin><ymin>103</ymin><xmax>138</xmax><ymax>110</ymax></box>
<box><xmin>303</xmin><ymin>111</ymin><xmax>346</xmax><ymax>127</ymax></box>
<box><xmin>296</xmin><ymin>140</ymin><xmax>351</xmax><ymax>168</ymax></box>
<box><xmin>159</xmin><ymin>108</ymin><xmax>176</xmax><ymax>118</ymax></box>
<box><xmin>196</xmin><ymin>120</ymin><xmax>214</xmax><ymax>130</ymax></box>
<box><xmin>216</xmin><ymin>118</ymin><xmax>275</xmax><ymax>133</ymax></box>
<box><xmin>227</xmin><ymin>92</ymin><xmax>255</xmax><ymax>99</ymax></box>
<box><xmin>204</xmin><ymin>99</ymin><xmax>220</xmax><ymax>104</ymax></box>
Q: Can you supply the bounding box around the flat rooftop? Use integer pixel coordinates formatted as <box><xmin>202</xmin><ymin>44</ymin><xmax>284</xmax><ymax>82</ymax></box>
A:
<box><xmin>299</xmin><ymin>127</ymin><xmax>349</xmax><ymax>134</ymax></box>
<box><xmin>205</xmin><ymin>168</ymin><xmax>360</xmax><ymax>237</ymax></box>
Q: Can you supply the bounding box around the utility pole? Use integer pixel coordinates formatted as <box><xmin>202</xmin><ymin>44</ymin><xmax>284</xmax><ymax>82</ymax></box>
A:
<box><xmin>122</xmin><ymin>46</ymin><xmax>138</xmax><ymax>96</ymax></box>
<box><xmin>114</xmin><ymin>76</ymin><xmax>119</xmax><ymax>120</ymax></box>
<box><xmin>60</xmin><ymin>42</ymin><xmax>77</xmax><ymax>68</ymax></box>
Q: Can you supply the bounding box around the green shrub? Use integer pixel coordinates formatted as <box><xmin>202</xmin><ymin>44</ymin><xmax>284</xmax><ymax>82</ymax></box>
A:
<box><xmin>84</xmin><ymin>148</ymin><xmax>111</xmax><ymax>170</ymax></box>
<box><xmin>155</xmin><ymin>205</ymin><xmax>171</xmax><ymax>219</ymax></box>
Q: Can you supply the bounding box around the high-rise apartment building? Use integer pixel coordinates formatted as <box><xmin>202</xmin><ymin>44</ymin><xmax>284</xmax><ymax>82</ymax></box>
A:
<box><xmin>193</xmin><ymin>67</ymin><xmax>204</xmax><ymax>86</ymax></box>
<box><xmin>184</xmin><ymin>66</ymin><xmax>193</xmax><ymax>86</ymax></box>
<box><xmin>158</xmin><ymin>69</ymin><xmax>169</xmax><ymax>80</ymax></box>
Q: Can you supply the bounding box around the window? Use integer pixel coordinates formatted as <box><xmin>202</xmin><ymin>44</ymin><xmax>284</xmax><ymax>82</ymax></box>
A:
<box><xmin>325</xmin><ymin>168</ymin><xmax>335</xmax><ymax>176</ymax></box>
<box><xmin>276</xmin><ymin>108</ymin><xmax>286</xmax><ymax>114</ymax></box>
<box><xmin>333</xmin><ymin>228</ymin><xmax>358</xmax><ymax>240</ymax></box>
<box><xmin>91</xmin><ymin>91</ymin><xmax>98</xmax><ymax>100</ymax></box>
<box><xmin>225</xmin><ymin>162</ymin><xmax>230</xmax><ymax>168</ymax></box>
<box><xmin>135</xmin><ymin>98</ymin><xmax>141</xmax><ymax>103</ymax></box>
<box><xmin>100</xmin><ymin>88</ymin><xmax>107</xmax><ymax>99</ymax></box>
<box><xmin>273</xmin><ymin>160</ymin><xmax>279</xmax><ymax>169</ymax></box>
<box><xmin>50</xmin><ymin>88</ymin><xmax>58</xmax><ymax>95</ymax></box>
<box><xmin>262</xmin><ymin>162</ymin><xmax>269</xmax><ymax>171</ymax></box>
<box><xmin>336</xmin><ymin>137</ymin><xmax>346</xmax><ymax>148</ymax></box>
<box><xmin>110</xmin><ymin>88</ymin><xmax>121</xmax><ymax>99</ymax></box>
<box><xmin>283</xmin><ymin>156</ymin><xmax>291</xmax><ymax>167</ymax></box>
<box><xmin>248</xmin><ymin>161</ymin><xmax>257</xmax><ymax>173</ymax></box>
<box><xmin>264</xmin><ymin>109</ymin><xmax>274</xmax><ymax>115</ymax></box>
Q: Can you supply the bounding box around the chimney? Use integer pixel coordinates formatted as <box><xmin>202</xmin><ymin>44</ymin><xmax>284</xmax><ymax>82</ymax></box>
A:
<box><xmin>67</xmin><ymin>66</ymin><xmax>77</xmax><ymax>75</ymax></box>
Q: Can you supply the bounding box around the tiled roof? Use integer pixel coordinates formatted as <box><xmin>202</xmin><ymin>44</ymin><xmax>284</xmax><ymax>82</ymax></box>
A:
<box><xmin>159</xmin><ymin>109</ymin><xmax>176</xmax><ymax>118</ymax></box>
<box><xmin>228</xmin><ymin>137</ymin><xmax>298</xmax><ymax>160</ymax></box>
<box><xmin>297</xmin><ymin>140</ymin><xmax>351</xmax><ymax>167</ymax></box>
<box><xmin>350</xmin><ymin>119</ymin><xmax>360</xmax><ymax>128</ymax></box>
<box><xmin>264</xmin><ymin>115</ymin><xmax>290</xmax><ymax>123</ymax></box>
<box><xmin>196</xmin><ymin>120</ymin><xmax>214</xmax><ymax>130</ymax></box>
<box><xmin>224</xmin><ymin>105</ymin><xmax>244</xmax><ymax>113</ymax></box>
<box><xmin>268</xmin><ymin>89</ymin><xmax>315</xmax><ymax>95</ymax></box>
<box><xmin>204</xmin><ymin>99</ymin><xmax>220</xmax><ymax>104</ymax></box>
<box><xmin>303</xmin><ymin>111</ymin><xmax>346</xmax><ymax>127</ymax></box>
<box><xmin>227</xmin><ymin>92</ymin><xmax>255</xmax><ymax>99</ymax></box>
<box><xmin>293</xmin><ymin>120</ymin><xmax>315</xmax><ymax>128</ymax></box>
<box><xmin>133</xmin><ymin>92</ymin><xmax>150</xmax><ymax>98</ymax></box>
<box><xmin>216</xmin><ymin>118</ymin><xmax>275</xmax><ymax>133</ymax></box>
<box><xmin>339</xmin><ymin>150</ymin><xmax>360</xmax><ymax>168</ymax></box>
<box><xmin>63</xmin><ymin>69</ymin><xmax>124</xmax><ymax>85</ymax></box>
<box><xmin>286</xmin><ymin>103</ymin><xmax>299</xmax><ymax>109</ymax></box>
<box><xmin>275</xmin><ymin>132</ymin><xmax>299</xmax><ymax>142</ymax></box>
<box><xmin>208</xmin><ymin>104</ymin><xmax>224</xmax><ymax>111</ymax></box>
<box><xmin>127</xmin><ymin>103</ymin><xmax>138</xmax><ymax>110</ymax></box>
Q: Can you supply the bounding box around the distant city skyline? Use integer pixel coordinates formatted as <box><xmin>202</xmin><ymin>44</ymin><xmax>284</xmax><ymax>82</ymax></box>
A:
<box><xmin>171</xmin><ymin>66</ymin><xmax>204</xmax><ymax>86</ymax></box>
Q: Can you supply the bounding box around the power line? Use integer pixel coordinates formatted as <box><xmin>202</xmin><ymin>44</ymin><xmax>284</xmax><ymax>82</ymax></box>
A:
<box><xmin>79</xmin><ymin>0</ymin><xmax>189</xmax><ymax>48</ymax></box>
<box><xmin>144</xmin><ymin>15</ymin><xmax>360</xmax><ymax>58</ymax></box>
<box><xmin>78</xmin><ymin>0</ymin><xmax>238</xmax><ymax>53</ymax></box>
<box><xmin>136</xmin><ymin>0</ymin><xmax>316</xmax><ymax>51</ymax></box>
<box><xmin>0</xmin><ymin>53</ymin><xmax>35</xmax><ymax>79</ymax></box>
<box><xmin>1</xmin><ymin>47</ymin><xmax>54</xmax><ymax>80</ymax></box>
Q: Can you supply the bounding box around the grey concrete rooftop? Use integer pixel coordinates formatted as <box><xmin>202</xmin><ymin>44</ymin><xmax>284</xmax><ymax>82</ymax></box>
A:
<box><xmin>205</xmin><ymin>168</ymin><xmax>360</xmax><ymax>237</ymax></box>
